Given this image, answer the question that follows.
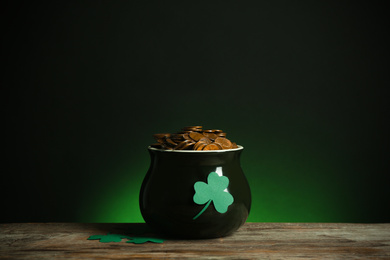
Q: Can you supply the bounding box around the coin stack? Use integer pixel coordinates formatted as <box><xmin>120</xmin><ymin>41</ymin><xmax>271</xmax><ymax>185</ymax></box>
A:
<box><xmin>151</xmin><ymin>126</ymin><xmax>239</xmax><ymax>151</ymax></box>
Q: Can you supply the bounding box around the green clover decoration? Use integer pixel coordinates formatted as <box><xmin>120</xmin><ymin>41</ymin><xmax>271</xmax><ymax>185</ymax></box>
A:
<box><xmin>126</xmin><ymin>237</ymin><xmax>165</xmax><ymax>244</ymax></box>
<box><xmin>193</xmin><ymin>171</ymin><xmax>234</xmax><ymax>220</ymax></box>
<box><xmin>88</xmin><ymin>233</ymin><xmax>165</xmax><ymax>244</ymax></box>
<box><xmin>87</xmin><ymin>233</ymin><xmax>131</xmax><ymax>243</ymax></box>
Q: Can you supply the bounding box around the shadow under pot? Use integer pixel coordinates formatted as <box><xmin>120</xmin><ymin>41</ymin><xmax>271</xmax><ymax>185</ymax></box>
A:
<box><xmin>139</xmin><ymin>145</ymin><xmax>251</xmax><ymax>239</ymax></box>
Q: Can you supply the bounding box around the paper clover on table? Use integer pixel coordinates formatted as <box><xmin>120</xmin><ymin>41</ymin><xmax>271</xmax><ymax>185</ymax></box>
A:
<box><xmin>193</xmin><ymin>171</ymin><xmax>234</xmax><ymax>220</ymax></box>
<box><xmin>88</xmin><ymin>233</ymin><xmax>131</xmax><ymax>243</ymax></box>
<box><xmin>88</xmin><ymin>233</ymin><xmax>165</xmax><ymax>244</ymax></box>
<box><xmin>126</xmin><ymin>237</ymin><xmax>165</xmax><ymax>244</ymax></box>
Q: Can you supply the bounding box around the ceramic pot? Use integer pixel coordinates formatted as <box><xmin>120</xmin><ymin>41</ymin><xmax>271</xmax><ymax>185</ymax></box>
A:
<box><xmin>139</xmin><ymin>145</ymin><xmax>251</xmax><ymax>239</ymax></box>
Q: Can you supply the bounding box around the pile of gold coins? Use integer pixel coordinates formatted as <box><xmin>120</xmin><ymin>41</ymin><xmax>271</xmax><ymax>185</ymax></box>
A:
<box><xmin>151</xmin><ymin>126</ymin><xmax>239</xmax><ymax>150</ymax></box>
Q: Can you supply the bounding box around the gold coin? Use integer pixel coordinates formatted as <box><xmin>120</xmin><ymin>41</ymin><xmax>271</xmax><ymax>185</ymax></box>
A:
<box><xmin>174</xmin><ymin>140</ymin><xmax>195</xmax><ymax>150</ymax></box>
<box><xmin>203</xmin><ymin>143</ymin><xmax>223</xmax><ymax>150</ymax></box>
<box><xmin>195</xmin><ymin>143</ymin><xmax>207</xmax><ymax>150</ymax></box>
<box><xmin>214</xmin><ymin>137</ymin><xmax>232</xmax><ymax>149</ymax></box>
<box><xmin>182</xmin><ymin>126</ymin><xmax>203</xmax><ymax>132</ymax></box>
<box><xmin>165</xmin><ymin>138</ymin><xmax>178</xmax><ymax>147</ymax></box>
<box><xmin>205</xmin><ymin>129</ymin><xmax>223</xmax><ymax>133</ymax></box>
<box><xmin>198</xmin><ymin>137</ymin><xmax>212</xmax><ymax>144</ymax></box>
<box><xmin>203</xmin><ymin>132</ymin><xmax>218</xmax><ymax>140</ymax></box>
<box><xmin>183</xmin><ymin>133</ymin><xmax>192</xmax><ymax>140</ymax></box>
<box><xmin>216</xmin><ymin>132</ymin><xmax>226</xmax><ymax>137</ymax></box>
<box><xmin>161</xmin><ymin>143</ymin><xmax>174</xmax><ymax>150</ymax></box>
<box><xmin>156</xmin><ymin>138</ymin><xmax>165</xmax><ymax>144</ymax></box>
<box><xmin>193</xmin><ymin>139</ymin><xmax>206</xmax><ymax>149</ymax></box>
<box><xmin>189</xmin><ymin>132</ymin><xmax>204</xmax><ymax>141</ymax></box>
<box><xmin>171</xmin><ymin>133</ymin><xmax>186</xmax><ymax>141</ymax></box>
<box><xmin>193</xmin><ymin>142</ymin><xmax>202</xmax><ymax>150</ymax></box>
<box><xmin>153</xmin><ymin>133</ymin><xmax>170</xmax><ymax>139</ymax></box>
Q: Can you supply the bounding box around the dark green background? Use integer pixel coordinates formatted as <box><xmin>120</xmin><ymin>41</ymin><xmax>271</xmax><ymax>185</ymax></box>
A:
<box><xmin>3</xmin><ymin>1</ymin><xmax>389</xmax><ymax>223</ymax></box>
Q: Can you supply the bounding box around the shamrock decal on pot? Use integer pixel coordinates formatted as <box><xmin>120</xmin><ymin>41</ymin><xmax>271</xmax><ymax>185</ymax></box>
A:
<box><xmin>193</xmin><ymin>172</ymin><xmax>234</xmax><ymax>220</ymax></box>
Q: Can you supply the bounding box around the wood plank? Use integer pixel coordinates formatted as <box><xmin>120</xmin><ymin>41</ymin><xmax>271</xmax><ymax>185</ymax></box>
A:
<box><xmin>0</xmin><ymin>223</ymin><xmax>389</xmax><ymax>259</ymax></box>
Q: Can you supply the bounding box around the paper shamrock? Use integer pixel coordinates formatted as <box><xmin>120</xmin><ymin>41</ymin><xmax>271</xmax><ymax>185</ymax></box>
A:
<box><xmin>126</xmin><ymin>237</ymin><xmax>165</xmax><ymax>244</ymax></box>
<box><xmin>193</xmin><ymin>171</ymin><xmax>234</xmax><ymax>220</ymax></box>
<box><xmin>87</xmin><ymin>233</ymin><xmax>131</xmax><ymax>243</ymax></box>
<box><xmin>88</xmin><ymin>233</ymin><xmax>165</xmax><ymax>244</ymax></box>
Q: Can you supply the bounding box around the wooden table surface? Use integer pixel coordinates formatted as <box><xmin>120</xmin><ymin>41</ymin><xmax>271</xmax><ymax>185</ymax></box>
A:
<box><xmin>0</xmin><ymin>223</ymin><xmax>389</xmax><ymax>259</ymax></box>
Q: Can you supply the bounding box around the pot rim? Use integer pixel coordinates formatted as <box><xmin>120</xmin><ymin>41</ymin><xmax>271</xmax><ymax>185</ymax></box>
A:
<box><xmin>148</xmin><ymin>145</ymin><xmax>243</xmax><ymax>153</ymax></box>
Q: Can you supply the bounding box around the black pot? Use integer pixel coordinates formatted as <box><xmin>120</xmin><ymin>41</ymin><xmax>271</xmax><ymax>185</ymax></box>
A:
<box><xmin>139</xmin><ymin>146</ymin><xmax>251</xmax><ymax>239</ymax></box>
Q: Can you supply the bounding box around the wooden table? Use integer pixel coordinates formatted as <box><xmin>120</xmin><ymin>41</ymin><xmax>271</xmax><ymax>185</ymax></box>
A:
<box><xmin>1</xmin><ymin>223</ymin><xmax>389</xmax><ymax>259</ymax></box>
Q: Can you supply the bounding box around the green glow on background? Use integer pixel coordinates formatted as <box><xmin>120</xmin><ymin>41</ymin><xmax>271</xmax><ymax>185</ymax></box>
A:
<box><xmin>76</xmin><ymin>155</ymin><xmax>147</xmax><ymax>223</ymax></box>
<box><xmin>75</xmin><ymin>133</ymin><xmax>361</xmax><ymax>223</ymax></box>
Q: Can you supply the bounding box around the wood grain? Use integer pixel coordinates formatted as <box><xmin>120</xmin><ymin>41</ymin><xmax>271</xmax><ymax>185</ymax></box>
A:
<box><xmin>0</xmin><ymin>223</ymin><xmax>389</xmax><ymax>259</ymax></box>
